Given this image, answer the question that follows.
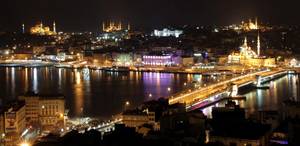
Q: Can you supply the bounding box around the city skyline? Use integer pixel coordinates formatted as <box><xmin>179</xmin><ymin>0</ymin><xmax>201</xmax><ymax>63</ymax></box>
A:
<box><xmin>1</xmin><ymin>1</ymin><xmax>300</xmax><ymax>145</ymax></box>
<box><xmin>1</xmin><ymin>0</ymin><xmax>300</xmax><ymax>31</ymax></box>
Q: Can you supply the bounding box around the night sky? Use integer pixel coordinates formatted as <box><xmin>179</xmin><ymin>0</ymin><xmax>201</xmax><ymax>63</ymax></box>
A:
<box><xmin>1</xmin><ymin>0</ymin><xmax>300</xmax><ymax>32</ymax></box>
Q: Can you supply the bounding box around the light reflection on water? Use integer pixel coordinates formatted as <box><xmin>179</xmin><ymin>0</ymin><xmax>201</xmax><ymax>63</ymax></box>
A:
<box><xmin>1</xmin><ymin>67</ymin><xmax>298</xmax><ymax>119</ymax></box>
<box><xmin>0</xmin><ymin>67</ymin><xmax>221</xmax><ymax>119</ymax></box>
<box><xmin>202</xmin><ymin>74</ymin><xmax>300</xmax><ymax>118</ymax></box>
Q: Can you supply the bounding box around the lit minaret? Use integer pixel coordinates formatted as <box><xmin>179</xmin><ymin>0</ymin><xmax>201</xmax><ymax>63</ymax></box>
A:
<box><xmin>127</xmin><ymin>23</ymin><xmax>130</xmax><ymax>31</ymax></box>
<box><xmin>243</xmin><ymin>37</ymin><xmax>248</xmax><ymax>47</ymax></box>
<box><xmin>53</xmin><ymin>21</ymin><xmax>56</xmax><ymax>33</ymax></box>
<box><xmin>118</xmin><ymin>21</ymin><xmax>122</xmax><ymax>30</ymax></box>
<box><xmin>255</xmin><ymin>17</ymin><xmax>258</xmax><ymax>29</ymax></box>
<box><xmin>22</xmin><ymin>23</ymin><xmax>25</xmax><ymax>34</ymax></box>
<box><xmin>110</xmin><ymin>21</ymin><xmax>113</xmax><ymax>28</ymax></box>
<box><xmin>257</xmin><ymin>32</ymin><xmax>261</xmax><ymax>57</ymax></box>
<box><xmin>102</xmin><ymin>22</ymin><xmax>105</xmax><ymax>31</ymax></box>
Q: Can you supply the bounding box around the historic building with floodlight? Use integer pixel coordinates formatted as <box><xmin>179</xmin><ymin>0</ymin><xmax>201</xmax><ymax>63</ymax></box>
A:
<box><xmin>228</xmin><ymin>33</ymin><xmax>276</xmax><ymax>67</ymax></box>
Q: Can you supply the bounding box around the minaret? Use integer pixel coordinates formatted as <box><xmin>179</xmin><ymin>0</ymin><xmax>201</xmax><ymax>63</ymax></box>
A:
<box><xmin>102</xmin><ymin>22</ymin><xmax>105</xmax><ymax>31</ymax></box>
<box><xmin>257</xmin><ymin>32</ymin><xmax>261</xmax><ymax>57</ymax></box>
<box><xmin>255</xmin><ymin>17</ymin><xmax>258</xmax><ymax>29</ymax></box>
<box><xmin>118</xmin><ymin>21</ymin><xmax>122</xmax><ymax>30</ymax></box>
<box><xmin>243</xmin><ymin>37</ymin><xmax>248</xmax><ymax>47</ymax></box>
<box><xmin>22</xmin><ymin>23</ymin><xmax>25</xmax><ymax>34</ymax></box>
<box><xmin>127</xmin><ymin>23</ymin><xmax>130</xmax><ymax>31</ymax></box>
<box><xmin>53</xmin><ymin>21</ymin><xmax>56</xmax><ymax>33</ymax></box>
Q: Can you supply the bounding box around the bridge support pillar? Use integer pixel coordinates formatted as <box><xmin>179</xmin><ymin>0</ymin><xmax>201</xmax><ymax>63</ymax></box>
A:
<box><xmin>254</xmin><ymin>75</ymin><xmax>269</xmax><ymax>89</ymax></box>
<box><xmin>231</xmin><ymin>84</ymin><xmax>238</xmax><ymax>97</ymax></box>
<box><xmin>256</xmin><ymin>75</ymin><xmax>262</xmax><ymax>87</ymax></box>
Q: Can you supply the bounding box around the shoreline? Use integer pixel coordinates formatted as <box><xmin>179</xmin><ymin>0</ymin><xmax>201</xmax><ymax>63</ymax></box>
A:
<box><xmin>0</xmin><ymin>63</ymin><xmax>236</xmax><ymax>75</ymax></box>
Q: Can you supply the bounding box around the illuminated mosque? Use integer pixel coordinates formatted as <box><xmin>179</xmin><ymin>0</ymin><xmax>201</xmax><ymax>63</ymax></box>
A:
<box><xmin>240</xmin><ymin>18</ymin><xmax>259</xmax><ymax>31</ymax></box>
<box><xmin>98</xmin><ymin>21</ymin><xmax>131</xmax><ymax>41</ymax></box>
<box><xmin>102</xmin><ymin>21</ymin><xmax>130</xmax><ymax>33</ymax></box>
<box><xmin>228</xmin><ymin>33</ymin><xmax>276</xmax><ymax>67</ymax></box>
<box><xmin>30</xmin><ymin>21</ymin><xmax>57</xmax><ymax>35</ymax></box>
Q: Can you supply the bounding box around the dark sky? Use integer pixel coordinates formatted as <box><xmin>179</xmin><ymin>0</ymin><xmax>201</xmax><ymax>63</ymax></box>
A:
<box><xmin>1</xmin><ymin>0</ymin><xmax>300</xmax><ymax>32</ymax></box>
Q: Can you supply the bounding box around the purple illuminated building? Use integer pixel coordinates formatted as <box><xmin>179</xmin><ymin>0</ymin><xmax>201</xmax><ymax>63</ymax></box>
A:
<box><xmin>142</xmin><ymin>53</ymin><xmax>181</xmax><ymax>66</ymax></box>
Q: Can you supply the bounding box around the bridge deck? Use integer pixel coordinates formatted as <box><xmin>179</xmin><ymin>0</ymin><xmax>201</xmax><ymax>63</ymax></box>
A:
<box><xmin>168</xmin><ymin>69</ymin><xmax>287</xmax><ymax>107</ymax></box>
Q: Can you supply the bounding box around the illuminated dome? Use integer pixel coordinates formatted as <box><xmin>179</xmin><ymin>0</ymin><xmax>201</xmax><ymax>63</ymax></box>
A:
<box><xmin>30</xmin><ymin>22</ymin><xmax>56</xmax><ymax>35</ymax></box>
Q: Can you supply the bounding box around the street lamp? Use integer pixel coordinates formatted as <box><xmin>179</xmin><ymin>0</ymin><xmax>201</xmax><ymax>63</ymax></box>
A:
<box><xmin>124</xmin><ymin>101</ymin><xmax>130</xmax><ymax>111</ymax></box>
<box><xmin>1</xmin><ymin>133</ymin><xmax>5</xmax><ymax>143</ymax></box>
<box><xmin>59</xmin><ymin>113</ymin><xmax>64</xmax><ymax>118</ymax></box>
<box><xmin>149</xmin><ymin>93</ymin><xmax>152</xmax><ymax>98</ymax></box>
<box><xmin>167</xmin><ymin>87</ymin><xmax>171</xmax><ymax>92</ymax></box>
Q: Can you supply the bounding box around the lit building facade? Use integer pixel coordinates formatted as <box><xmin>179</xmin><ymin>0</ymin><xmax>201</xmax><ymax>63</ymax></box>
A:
<box><xmin>228</xmin><ymin>18</ymin><xmax>272</xmax><ymax>32</ymax></box>
<box><xmin>97</xmin><ymin>32</ymin><xmax>129</xmax><ymax>41</ymax></box>
<box><xmin>153</xmin><ymin>28</ymin><xmax>183</xmax><ymax>38</ymax></box>
<box><xmin>228</xmin><ymin>34</ymin><xmax>276</xmax><ymax>67</ymax></box>
<box><xmin>286</xmin><ymin>58</ymin><xmax>300</xmax><ymax>67</ymax></box>
<box><xmin>242</xmin><ymin>58</ymin><xmax>275</xmax><ymax>67</ymax></box>
<box><xmin>4</xmin><ymin>104</ymin><xmax>26</xmax><ymax>135</ymax></box>
<box><xmin>112</xmin><ymin>53</ymin><xmax>134</xmax><ymax>67</ymax></box>
<box><xmin>142</xmin><ymin>54</ymin><xmax>181</xmax><ymax>66</ymax></box>
<box><xmin>39</xmin><ymin>98</ymin><xmax>65</xmax><ymax>130</ymax></box>
<box><xmin>21</xmin><ymin>96</ymin><xmax>40</xmax><ymax>124</ymax></box>
<box><xmin>102</xmin><ymin>21</ymin><xmax>130</xmax><ymax>33</ymax></box>
<box><xmin>181</xmin><ymin>57</ymin><xmax>194</xmax><ymax>66</ymax></box>
<box><xmin>4</xmin><ymin>102</ymin><xmax>26</xmax><ymax>145</ymax></box>
<box><xmin>19</xmin><ymin>94</ymin><xmax>65</xmax><ymax>131</ymax></box>
<box><xmin>121</xmin><ymin>109</ymin><xmax>156</xmax><ymax>129</ymax></box>
<box><xmin>240</xmin><ymin>18</ymin><xmax>259</xmax><ymax>31</ymax></box>
<box><xmin>0</xmin><ymin>113</ymin><xmax>4</xmax><ymax>138</ymax></box>
<box><xmin>98</xmin><ymin>21</ymin><xmax>131</xmax><ymax>41</ymax></box>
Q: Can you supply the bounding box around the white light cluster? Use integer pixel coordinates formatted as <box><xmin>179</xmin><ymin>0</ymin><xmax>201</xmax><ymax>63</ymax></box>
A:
<box><xmin>153</xmin><ymin>28</ymin><xmax>183</xmax><ymax>38</ymax></box>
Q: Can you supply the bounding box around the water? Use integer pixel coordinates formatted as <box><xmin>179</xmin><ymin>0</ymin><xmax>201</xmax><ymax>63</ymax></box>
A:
<box><xmin>1</xmin><ymin>67</ymin><xmax>299</xmax><ymax>119</ymax></box>
<box><xmin>0</xmin><ymin>67</ymin><xmax>222</xmax><ymax>119</ymax></box>
<box><xmin>202</xmin><ymin>74</ymin><xmax>300</xmax><ymax>118</ymax></box>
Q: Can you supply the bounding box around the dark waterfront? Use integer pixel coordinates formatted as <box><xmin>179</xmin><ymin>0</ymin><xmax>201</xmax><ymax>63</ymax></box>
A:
<box><xmin>0</xmin><ymin>67</ymin><xmax>299</xmax><ymax>119</ymax></box>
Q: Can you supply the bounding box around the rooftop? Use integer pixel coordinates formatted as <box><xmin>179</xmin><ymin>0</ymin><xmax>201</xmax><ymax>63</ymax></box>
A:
<box><xmin>21</xmin><ymin>91</ymin><xmax>65</xmax><ymax>100</ymax></box>
<box><xmin>3</xmin><ymin>101</ymin><xmax>25</xmax><ymax>112</ymax></box>
<box><xmin>145</xmin><ymin>51</ymin><xmax>173</xmax><ymax>56</ymax></box>
<box><xmin>122</xmin><ymin>109</ymin><xmax>152</xmax><ymax>116</ymax></box>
